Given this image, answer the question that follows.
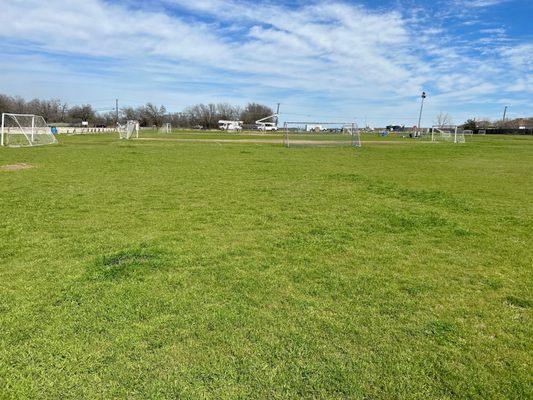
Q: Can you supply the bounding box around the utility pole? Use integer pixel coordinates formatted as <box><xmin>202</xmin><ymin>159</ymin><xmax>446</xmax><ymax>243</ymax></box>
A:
<box><xmin>417</xmin><ymin>91</ymin><xmax>427</xmax><ymax>137</ymax></box>
<box><xmin>502</xmin><ymin>106</ymin><xmax>508</xmax><ymax>125</ymax></box>
<box><xmin>115</xmin><ymin>98</ymin><xmax>119</xmax><ymax>128</ymax></box>
<box><xmin>275</xmin><ymin>103</ymin><xmax>280</xmax><ymax>127</ymax></box>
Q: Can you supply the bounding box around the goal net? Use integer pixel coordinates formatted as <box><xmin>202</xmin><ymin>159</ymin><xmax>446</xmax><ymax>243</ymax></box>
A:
<box><xmin>118</xmin><ymin>120</ymin><xmax>139</xmax><ymax>139</ymax></box>
<box><xmin>283</xmin><ymin>122</ymin><xmax>361</xmax><ymax>148</ymax></box>
<box><xmin>429</xmin><ymin>125</ymin><xmax>465</xmax><ymax>143</ymax></box>
<box><xmin>159</xmin><ymin>123</ymin><xmax>171</xmax><ymax>133</ymax></box>
<box><xmin>1</xmin><ymin>113</ymin><xmax>57</xmax><ymax>147</ymax></box>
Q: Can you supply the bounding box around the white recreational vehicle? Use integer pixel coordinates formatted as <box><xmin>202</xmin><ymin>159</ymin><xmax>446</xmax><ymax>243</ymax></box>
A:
<box><xmin>218</xmin><ymin>120</ymin><xmax>243</xmax><ymax>131</ymax></box>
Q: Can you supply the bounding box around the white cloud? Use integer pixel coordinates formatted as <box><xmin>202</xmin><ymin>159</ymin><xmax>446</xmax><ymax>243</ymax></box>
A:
<box><xmin>479</xmin><ymin>28</ymin><xmax>506</xmax><ymax>34</ymax></box>
<box><xmin>452</xmin><ymin>0</ymin><xmax>508</xmax><ymax>8</ymax></box>
<box><xmin>507</xmin><ymin>76</ymin><xmax>533</xmax><ymax>93</ymax></box>
<box><xmin>1</xmin><ymin>0</ymin><xmax>230</xmax><ymax>61</ymax></box>
<box><xmin>0</xmin><ymin>0</ymin><xmax>423</xmax><ymax>96</ymax></box>
<box><xmin>466</xmin><ymin>0</ymin><xmax>507</xmax><ymax>7</ymax></box>
<box><xmin>499</xmin><ymin>44</ymin><xmax>533</xmax><ymax>70</ymax></box>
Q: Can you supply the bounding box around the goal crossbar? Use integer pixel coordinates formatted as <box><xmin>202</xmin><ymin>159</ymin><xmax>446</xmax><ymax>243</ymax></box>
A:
<box><xmin>2</xmin><ymin>113</ymin><xmax>39</xmax><ymax>117</ymax></box>
<box><xmin>283</xmin><ymin>121</ymin><xmax>361</xmax><ymax>148</ymax></box>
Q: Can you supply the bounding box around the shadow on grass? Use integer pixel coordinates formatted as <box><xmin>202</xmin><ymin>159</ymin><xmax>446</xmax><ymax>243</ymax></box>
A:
<box><xmin>88</xmin><ymin>245</ymin><xmax>167</xmax><ymax>281</ymax></box>
<box><xmin>505</xmin><ymin>295</ymin><xmax>531</xmax><ymax>309</ymax></box>
<box><xmin>328</xmin><ymin>172</ymin><xmax>475</xmax><ymax>212</ymax></box>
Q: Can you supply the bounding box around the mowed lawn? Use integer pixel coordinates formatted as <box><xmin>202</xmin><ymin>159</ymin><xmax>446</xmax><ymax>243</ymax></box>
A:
<box><xmin>0</xmin><ymin>134</ymin><xmax>531</xmax><ymax>399</ymax></box>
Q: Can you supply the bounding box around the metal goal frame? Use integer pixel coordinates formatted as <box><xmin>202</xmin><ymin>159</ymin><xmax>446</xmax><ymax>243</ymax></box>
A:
<box><xmin>1</xmin><ymin>113</ymin><xmax>57</xmax><ymax>147</ymax></box>
<box><xmin>118</xmin><ymin>120</ymin><xmax>139</xmax><ymax>140</ymax></box>
<box><xmin>283</xmin><ymin>121</ymin><xmax>361</xmax><ymax>148</ymax></box>
<box><xmin>430</xmin><ymin>125</ymin><xmax>465</xmax><ymax>144</ymax></box>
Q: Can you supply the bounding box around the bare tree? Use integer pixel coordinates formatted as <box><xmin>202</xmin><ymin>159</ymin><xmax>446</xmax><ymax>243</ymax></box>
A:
<box><xmin>68</xmin><ymin>104</ymin><xmax>96</xmax><ymax>124</ymax></box>
<box><xmin>26</xmin><ymin>98</ymin><xmax>64</xmax><ymax>122</ymax></box>
<box><xmin>216</xmin><ymin>103</ymin><xmax>241</xmax><ymax>121</ymax></box>
<box><xmin>240</xmin><ymin>103</ymin><xmax>274</xmax><ymax>125</ymax></box>
<box><xmin>94</xmin><ymin>111</ymin><xmax>116</xmax><ymax>127</ymax></box>
<box><xmin>59</xmin><ymin>102</ymin><xmax>69</xmax><ymax>122</ymax></box>
<box><xmin>120</xmin><ymin>106</ymin><xmax>139</xmax><ymax>123</ymax></box>
<box><xmin>11</xmin><ymin>96</ymin><xmax>26</xmax><ymax>114</ymax></box>
<box><xmin>435</xmin><ymin>112</ymin><xmax>453</xmax><ymax>127</ymax></box>
<box><xmin>0</xmin><ymin>94</ymin><xmax>13</xmax><ymax>114</ymax></box>
<box><xmin>185</xmin><ymin>103</ymin><xmax>220</xmax><ymax>129</ymax></box>
<box><xmin>167</xmin><ymin>112</ymin><xmax>190</xmax><ymax>128</ymax></box>
<box><xmin>142</xmin><ymin>103</ymin><xmax>167</xmax><ymax>127</ymax></box>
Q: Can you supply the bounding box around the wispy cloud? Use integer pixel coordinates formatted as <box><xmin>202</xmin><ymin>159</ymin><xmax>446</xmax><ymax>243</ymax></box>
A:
<box><xmin>452</xmin><ymin>0</ymin><xmax>509</xmax><ymax>8</ymax></box>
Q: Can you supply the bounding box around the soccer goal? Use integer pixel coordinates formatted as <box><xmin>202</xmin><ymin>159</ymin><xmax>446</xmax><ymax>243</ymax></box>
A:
<box><xmin>118</xmin><ymin>120</ymin><xmax>139</xmax><ymax>139</ymax></box>
<box><xmin>1</xmin><ymin>113</ymin><xmax>57</xmax><ymax>147</ymax></box>
<box><xmin>283</xmin><ymin>122</ymin><xmax>361</xmax><ymax>148</ymax></box>
<box><xmin>429</xmin><ymin>125</ymin><xmax>465</xmax><ymax>143</ymax></box>
<box><xmin>159</xmin><ymin>123</ymin><xmax>171</xmax><ymax>133</ymax></box>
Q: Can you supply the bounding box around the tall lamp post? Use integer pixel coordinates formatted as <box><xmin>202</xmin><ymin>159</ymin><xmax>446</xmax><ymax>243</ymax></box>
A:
<box><xmin>417</xmin><ymin>91</ymin><xmax>426</xmax><ymax>137</ymax></box>
<box><xmin>502</xmin><ymin>106</ymin><xmax>508</xmax><ymax>125</ymax></box>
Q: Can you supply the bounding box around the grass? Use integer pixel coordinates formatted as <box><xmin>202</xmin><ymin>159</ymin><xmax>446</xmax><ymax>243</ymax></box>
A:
<box><xmin>0</xmin><ymin>133</ymin><xmax>531</xmax><ymax>399</ymax></box>
<box><xmin>138</xmin><ymin>129</ymin><xmax>411</xmax><ymax>142</ymax></box>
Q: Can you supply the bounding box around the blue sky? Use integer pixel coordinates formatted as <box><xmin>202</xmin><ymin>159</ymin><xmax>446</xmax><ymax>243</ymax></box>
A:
<box><xmin>0</xmin><ymin>0</ymin><xmax>531</xmax><ymax>126</ymax></box>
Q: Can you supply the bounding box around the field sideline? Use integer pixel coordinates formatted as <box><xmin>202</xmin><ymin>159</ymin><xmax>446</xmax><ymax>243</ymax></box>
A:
<box><xmin>0</xmin><ymin>133</ymin><xmax>531</xmax><ymax>398</ymax></box>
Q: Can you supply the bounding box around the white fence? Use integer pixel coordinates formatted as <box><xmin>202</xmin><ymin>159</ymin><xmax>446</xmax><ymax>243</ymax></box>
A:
<box><xmin>57</xmin><ymin>127</ymin><xmax>116</xmax><ymax>134</ymax></box>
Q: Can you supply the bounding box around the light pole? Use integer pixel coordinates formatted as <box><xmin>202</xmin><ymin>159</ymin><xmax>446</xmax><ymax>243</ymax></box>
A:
<box><xmin>417</xmin><ymin>91</ymin><xmax>426</xmax><ymax>137</ymax></box>
<box><xmin>502</xmin><ymin>106</ymin><xmax>508</xmax><ymax>125</ymax></box>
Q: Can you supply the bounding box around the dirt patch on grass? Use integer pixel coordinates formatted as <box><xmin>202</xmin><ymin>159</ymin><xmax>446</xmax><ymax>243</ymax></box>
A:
<box><xmin>0</xmin><ymin>163</ymin><xmax>34</xmax><ymax>171</ymax></box>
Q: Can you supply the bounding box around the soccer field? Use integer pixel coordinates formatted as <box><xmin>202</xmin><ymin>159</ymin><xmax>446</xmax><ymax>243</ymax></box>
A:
<box><xmin>1</xmin><ymin>133</ymin><xmax>531</xmax><ymax>398</ymax></box>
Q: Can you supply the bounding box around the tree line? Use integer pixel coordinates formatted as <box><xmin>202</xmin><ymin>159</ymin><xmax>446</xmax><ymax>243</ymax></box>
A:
<box><xmin>435</xmin><ymin>112</ymin><xmax>532</xmax><ymax>130</ymax></box>
<box><xmin>0</xmin><ymin>94</ymin><xmax>274</xmax><ymax>129</ymax></box>
<box><xmin>461</xmin><ymin>117</ymin><xmax>533</xmax><ymax>130</ymax></box>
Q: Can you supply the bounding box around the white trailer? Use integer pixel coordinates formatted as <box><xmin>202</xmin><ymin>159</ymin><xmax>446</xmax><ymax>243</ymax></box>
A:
<box><xmin>218</xmin><ymin>120</ymin><xmax>243</xmax><ymax>131</ymax></box>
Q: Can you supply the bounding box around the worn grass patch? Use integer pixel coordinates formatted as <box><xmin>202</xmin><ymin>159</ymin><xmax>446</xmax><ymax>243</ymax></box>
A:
<box><xmin>89</xmin><ymin>246</ymin><xmax>166</xmax><ymax>280</ymax></box>
<box><xmin>505</xmin><ymin>295</ymin><xmax>531</xmax><ymax>309</ymax></box>
<box><xmin>0</xmin><ymin>162</ymin><xmax>34</xmax><ymax>171</ymax></box>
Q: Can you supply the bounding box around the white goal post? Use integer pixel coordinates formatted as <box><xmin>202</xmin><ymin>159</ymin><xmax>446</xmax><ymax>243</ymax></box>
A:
<box><xmin>429</xmin><ymin>125</ymin><xmax>465</xmax><ymax>143</ymax></box>
<box><xmin>1</xmin><ymin>113</ymin><xmax>58</xmax><ymax>147</ymax></box>
<box><xmin>118</xmin><ymin>120</ymin><xmax>139</xmax><ymax>139</ymax></box>
<box><xmin>159</xmin><ymin>123</ymin><xmax>171</xmax><ymax>133</ymax></box>
<box><xmin>283</xmin><ymin>121</ymin><xmax>361</xmax><ymax>148</ymax></box>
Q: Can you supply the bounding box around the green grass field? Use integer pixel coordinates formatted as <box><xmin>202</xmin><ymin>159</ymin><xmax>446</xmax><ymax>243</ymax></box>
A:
<box><xmin>1</xmin><ymin>133</ymin><xmax>531</xmax><ymax>399</ymax></box>
<box><xmin>135</xmin><ymin>129</ymin><xmax>406</xmax><ymax>142</ymax></box>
